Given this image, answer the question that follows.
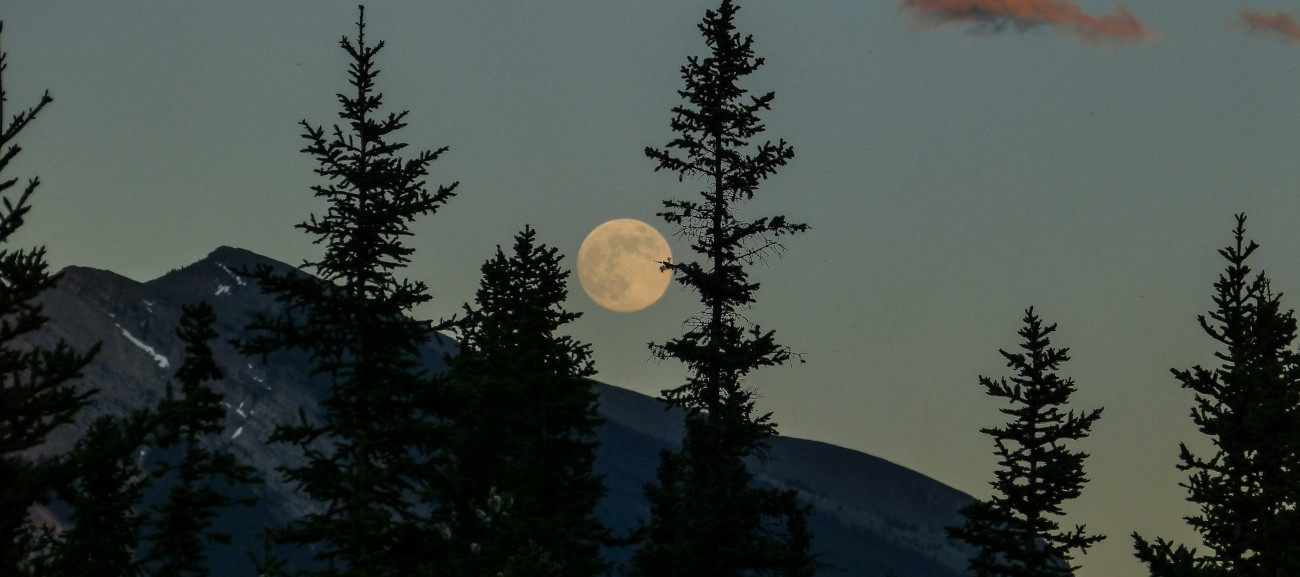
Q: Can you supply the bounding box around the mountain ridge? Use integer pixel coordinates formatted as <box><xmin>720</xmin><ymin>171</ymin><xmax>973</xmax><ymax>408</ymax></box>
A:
<box><xmin>27</xmin><ymin>246</ymin><xmax>974</xmax><ymax>576</ymax></box>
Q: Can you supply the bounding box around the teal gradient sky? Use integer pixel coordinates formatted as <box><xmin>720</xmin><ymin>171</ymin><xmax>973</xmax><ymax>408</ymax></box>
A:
<box><xmin>7</xmin><ymin>2</ymin><xmax>1300</xmax><ymax>575</ymax></box>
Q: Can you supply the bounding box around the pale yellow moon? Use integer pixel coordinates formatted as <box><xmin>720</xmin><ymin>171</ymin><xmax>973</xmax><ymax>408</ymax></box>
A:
<box><xmin>577</xmin><ymin>219</ymin><xmax>672</xmax><ymax>312</ymax></box>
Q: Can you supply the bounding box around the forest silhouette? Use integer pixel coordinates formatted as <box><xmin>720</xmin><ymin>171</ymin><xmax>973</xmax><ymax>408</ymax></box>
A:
<box><xmin>2</xmin><ymin>4</ymin><xmax>1298</xmax><ymax>577</ymax></box>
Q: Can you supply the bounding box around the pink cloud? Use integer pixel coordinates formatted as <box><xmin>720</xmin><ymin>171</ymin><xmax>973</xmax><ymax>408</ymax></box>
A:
<box><xmin>899</xmin><ymin>0</ymin><xmax>1152</xmax><ymax>44</ymax></box>
<box><xmin>1237</xmin><ymin>10</ymin><xmax>1300</xmax><ymax>44</ymax></box>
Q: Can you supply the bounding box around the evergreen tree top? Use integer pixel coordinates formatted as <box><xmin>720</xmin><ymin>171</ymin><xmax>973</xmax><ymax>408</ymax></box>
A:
<box><xmin>950</xmin><ymin>308</ymin><xmax>1104</xmax><ymax>577</ymax></box>
<box><xmin>1134</xmin><ymin>213</ymin><xmax>1300</xmax><ymax>575</ymax></box>
<box><xmin>297</xmin><ymin>5</ymin><xmax>458</xmax><ymax>296</ymax></box>
<box><xmin>144</xmin><ymin>301</ymin><xmax>260</xmax><ymax>577</ymax></box>
<box><xmin>647</xmin><ymin>0</ymin><xmax>806</xmax><ymax>429</ymax></box>
<box><xmin>632</xmin><ymin>4</ymin><xmax>818</xmax><ymax>576</ymax></box>
<box><xmin>983</xmin><ymin>310</ymin><xmax>1095</xmax><ymax>442</ymax></box>
<box><xmin>240</xmin><ymin>8</ymin><xmax>459</xmax><ymax>575</ymax></box>
<box><xmin>457</xmin><ymin>226</ymin><xmax>587</xmax><ymax>366</ymax></box>
<box><xmin>440</xmin><ymin>225</ymin><xmax>610</xmax><ymax>577</ymax></box>
<box><xmin>650</xmin><ymin>0</ymin><xmax>786</xmax><ymax>197</ymax></box>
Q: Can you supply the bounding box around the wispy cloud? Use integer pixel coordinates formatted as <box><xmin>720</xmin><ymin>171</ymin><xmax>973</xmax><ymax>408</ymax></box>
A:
<box><xmin>899</xmin><ymin>0</ymin><xmax>1152</xmax><ymax>44</ymax></box>
<box><xmin>1235</xmin><ymin>10</ymin><xmax>1300</xmax><ymax>44</ymax></box>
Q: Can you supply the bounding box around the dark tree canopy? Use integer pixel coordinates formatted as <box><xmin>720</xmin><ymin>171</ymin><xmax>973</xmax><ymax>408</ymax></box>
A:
<box><xmin>632</xmin><ymin>2</ymin><xmax>815</xmax><ymax>576</ymax></box>
<box><xmin>240</xmin><ymin>7</ymin><xmax>458</xmax><ymax>576</ymax></box>
<box><xmin>1133</xmin><ymin>214</ymin><xmax>1300</xmax><ymax>577</ymax></box>
<box><xmin>0</xmin><ymin>21</ymin><xmax>99</xmax><ymax>575</ymax></box>
<box><xmin>47</xmin><ymin>412</ymin><xmax>153</xmax><ymax>577</ymax></box>
<box><xmin>647</xmin><ymin>0</ymin><xmax>806</xmax><ymax>434</ymax></box>
<box><xmin>439</xmin><ymin>226</ymin><xmax>611</xmax><ymax>577</ymax></box>
<box><xmin>948</xmin><ymin>308</ymin><xmax>1104</xmax><ymax>577</ymax></box>
<box><xmin>142</xmin><ymin>301</ymin><xmax>260</xmax><ymax>577</ymax></box>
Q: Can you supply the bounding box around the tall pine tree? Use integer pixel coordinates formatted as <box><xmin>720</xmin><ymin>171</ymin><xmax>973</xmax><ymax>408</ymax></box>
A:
<box><xmin>947</xmin><ymin>308</ymin><xmax>1104</xmax><ymax>577</ymax></box>
<box><xmin>0</xmin><ymin>20</ymin><xmax>99</xmax><ymax>575</ymax></box>
<box><xmin>439</xmin><ymin>226</ymin><xmax>610</xmax><ymax>577</ymax></box>
<box><xmin>1133</xmin><ymin>214</ymin><xmax>1300</xmax><ymax>577</ymax></box>
<box><xmin>630</xmin><ymin>2</ymin><xmax>815</xmax><ymax>576</ymax></box>
<box><xmin>143</xmin><ymin>301</ymin><xmax>261</xmax><ymax>577</ymax></box>
<box><xmin>240</xmin><ymin>7</ymin><xmax>458</xmax><ymax>576</ymax></box>
<box><xmin>47</xmin><ymin>411</ymin><xmax>153</xmax><ymax>577</ymax></box>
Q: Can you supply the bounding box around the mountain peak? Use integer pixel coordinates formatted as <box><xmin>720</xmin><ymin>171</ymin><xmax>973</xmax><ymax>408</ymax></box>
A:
<box><xmin>57</xmin><ymin>264</ymin><xmax>140</xmax><ymax>293</ymax></box>
<box><xmin>131</xmin><ymin>246</ymin><xmax>303</xmax><ymax>308</ymax></box>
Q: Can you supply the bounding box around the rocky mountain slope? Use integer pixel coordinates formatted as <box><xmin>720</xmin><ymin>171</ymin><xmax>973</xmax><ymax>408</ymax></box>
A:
<box><xmin>26</xmin><ymin>246</ymin><xmax>974</xmax><ymax>576</ymax></box>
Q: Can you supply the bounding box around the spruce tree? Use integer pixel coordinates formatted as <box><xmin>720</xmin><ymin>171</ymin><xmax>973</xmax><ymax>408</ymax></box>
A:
<box><xmin>1133</xmin><ymin>214</ymin><xmax>1300</xmax><ymax>576</ymax></box>
<box><xmin>440</xmin><ymin>226</ymin><xmax>610</xmax><ymax>577</ymax></box>
<box><xmin>143</xmin><ymin>301</ymin><xmax>260</xmax><ymax>577</ymax></box>
<box><xmin>946</xmin><ymin>308</ymin><xmax>1104</xmax><ymax>577</ymax></box>
<box><xmin>630</xmin><ymin>2</ymin><xmax>815</xmax><ymax>575</ymax></box>
<box><xmin>0</xmin><ymin>21</ymin><xmax>99</xmax><ymax>574</ymax></box>
<box><xmin>240</xmin><ymin>7</ymin><xmax>458</xmax><ymax>576</ymax></box>
<box><xmin>47</xmin><ymin>412</ymin><xmax>153</xmax><ymax>577</ymax></box>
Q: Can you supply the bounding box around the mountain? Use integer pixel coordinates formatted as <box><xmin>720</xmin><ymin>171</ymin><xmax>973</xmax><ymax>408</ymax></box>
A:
<box><xmin>26</xmin><ymin>246</ymin><xmax>974</xmax><ymax>577</ymax></box>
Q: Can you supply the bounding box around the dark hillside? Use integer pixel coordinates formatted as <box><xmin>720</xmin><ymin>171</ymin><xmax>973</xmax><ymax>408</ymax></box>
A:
<box><xmin>27</xmin><ymin>246</ymin><xmax>972</xmax><ymax>576</ymax></box>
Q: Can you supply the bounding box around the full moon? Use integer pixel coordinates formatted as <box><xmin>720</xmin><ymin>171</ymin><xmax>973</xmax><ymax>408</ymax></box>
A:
<box><xmin>577</xmin><ymin>219</ymin><xmax>672</xmax><ymax>312</ymax></box>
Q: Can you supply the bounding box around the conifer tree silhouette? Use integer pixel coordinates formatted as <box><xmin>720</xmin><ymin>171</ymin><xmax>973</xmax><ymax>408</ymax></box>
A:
<box><xmin>143</xmin><ymin>301</ymin><xmax>260</xmax><ymax>577</ymax></box>
<box><xmin>48</xmin><ymin>412</ymin><xmax>153</xmax><ymax>577</ymax></box>
<box><xmin>1133</xmin><ymin>214</ymin><xmax>1300</xmax><ymax>577</ymax></box>
<box><xmin>0</xmin><ymin>21</ymin><xmax>100</xmax><ymax>575</ymax></box>
<box><xmin>947</xmin><ymin>308</ymin><xmax>1104</xmax><ymax>577</ymax></box>
<box><xmin>440</xmin><ymin>226</ymin><xmax>611</xmax><ymax>577</ymax></box>
<box><xmin>630</xmin><ymin>2</ymin><xmax>815</xmax><ymax>575</ymax></box>
<box><xmin>240</xmin><ymin>7</ymin><xmax>458</xmax><ymax>576</ymax></box>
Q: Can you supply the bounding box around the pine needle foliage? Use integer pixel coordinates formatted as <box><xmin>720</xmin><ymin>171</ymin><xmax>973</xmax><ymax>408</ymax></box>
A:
<box><xmin>240</xmin><ymin>7</ymin><xmax>458</xmax><ymax>576</ymax></box>
<box><xmin>0</xmin><ymin>21</ymin><xmax>99</xmax><ymax>574</ymax></box>
<box><xmin>631</xmin><ymin>2</ymin><xmax>815</xmax><ymax>576</ymax></box>
<box><xmin>947</xmin><ymin>308</ymin><xmax>1104</xmax><ymax>577</ymax></box>
<box><xmin>48</xmin><ymin>412</ymin><xmax>153</xmax><ymax>577</ymax></box>
<box><xmin>143</xmin><ymin>301</ymin><xmax>261</xmax><ymax>577</ymax></box>
<box><xmin>440</xmin><ymin>226</ymin><xmax>610</xmax><ymax>577</ymax></box>
<box><xmin>1133</xmin><ymin>214</ymin><xmax>1300</xmax><ymax>577</ymax></box>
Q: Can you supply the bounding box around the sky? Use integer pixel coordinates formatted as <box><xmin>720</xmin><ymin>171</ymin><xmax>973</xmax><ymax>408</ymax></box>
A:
<box><xmin>6</xmin><ymin>2</ymin><xmax>1300</xmax><ymax>575</ymax></box>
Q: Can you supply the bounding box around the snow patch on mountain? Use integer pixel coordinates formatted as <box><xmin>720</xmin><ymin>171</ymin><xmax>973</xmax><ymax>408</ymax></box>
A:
<box><xmin>215</xmin><ymin>284</ymin><xmax>231</xmax><ymax>296</ymax></box>
<box><xmin>217</xmin><ymin>262</ymin><xmax>248</xmax><ymax>287</ymax></box>
<box><xmin>115</xmin><ymin>324</ymin><xmax>170</xmax><ymax>369</ymax></box>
